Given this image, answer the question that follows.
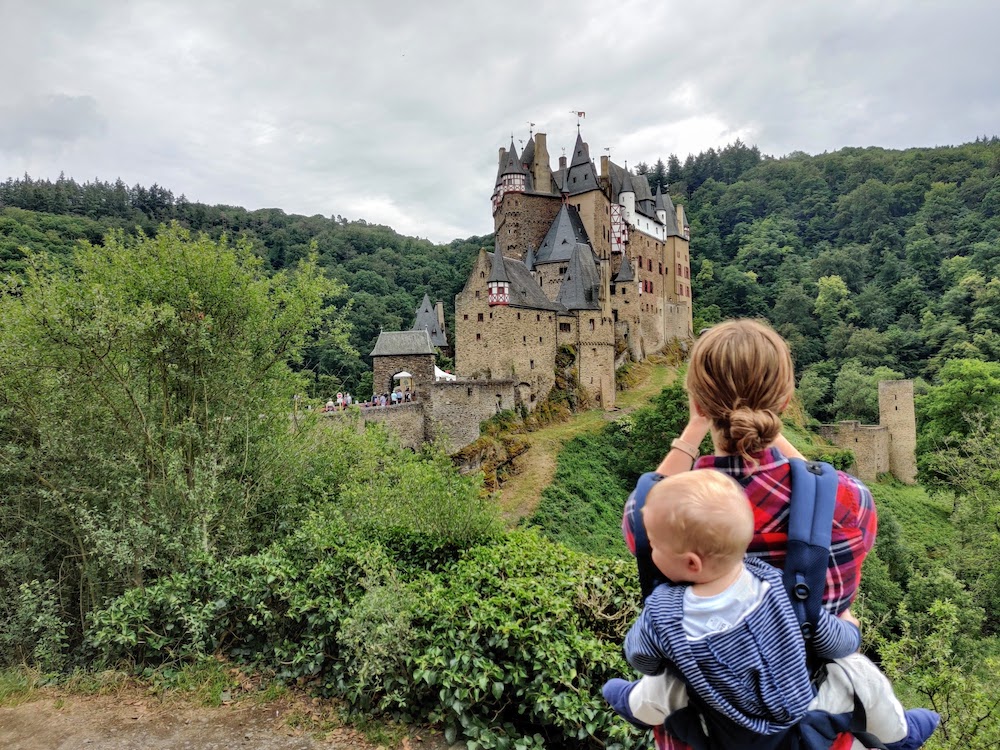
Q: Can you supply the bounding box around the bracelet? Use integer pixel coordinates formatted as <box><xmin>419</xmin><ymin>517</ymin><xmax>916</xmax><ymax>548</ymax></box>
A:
<box><xmin>670</xmin><ymin>438</ymin><xmax>699</xmax><ymax>461</ymax></box>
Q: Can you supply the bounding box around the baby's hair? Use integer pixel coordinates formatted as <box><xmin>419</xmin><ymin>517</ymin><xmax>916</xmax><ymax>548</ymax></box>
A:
<box><xmin>686</xmin><ymin>319</ymin><xmax>795</xmax><ymax>463</ymax></box>
<box><xmin>644</xmin><ymin>470</ymin><xmax>753</xmax><ymax>568</ymax></box>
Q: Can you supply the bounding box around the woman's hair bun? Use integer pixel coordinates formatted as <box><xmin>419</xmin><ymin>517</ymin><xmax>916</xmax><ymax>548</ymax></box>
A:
<box><xmin>726</xmin><ymin>406</ymin><xmax>782</xmax><ymax>458</ymax></box>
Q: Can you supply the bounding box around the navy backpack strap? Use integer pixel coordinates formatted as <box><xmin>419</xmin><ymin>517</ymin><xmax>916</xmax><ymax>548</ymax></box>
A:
<box><xmin>630</xmin><ymin>471</ymin><xmax>666</xmax><ymax>602</ymax></box>
<box><xmin>783</xmin><ymin>459</ymin><xmax>838</xmax><ymax>655</ymax></box>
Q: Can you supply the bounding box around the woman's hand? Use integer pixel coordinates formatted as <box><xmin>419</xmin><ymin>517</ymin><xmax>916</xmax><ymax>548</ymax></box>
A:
<box><xmin>655</xmin><ymin>394</ymin><xmax>713</xmax><ymax>475</ymax></box>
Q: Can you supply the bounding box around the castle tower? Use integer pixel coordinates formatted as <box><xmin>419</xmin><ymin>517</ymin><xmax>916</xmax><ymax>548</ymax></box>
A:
<box><xmin>654</xmin><ymin>184</ymin><xmax>668</xmax><ymax>225</ymax></box>
<box><xmin>618</xmin><ymin>167</ymin><xmax>636</xmax><ymax>224</ymax></box>
<box><xmin>879</xmin><ymin>380</ymin><xmax>917</xmax><ymax>484</ymax></box>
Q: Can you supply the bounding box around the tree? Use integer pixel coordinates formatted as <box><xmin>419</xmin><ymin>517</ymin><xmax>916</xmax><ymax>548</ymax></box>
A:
<box><xmin>831</xmin><ymin>360</ymin><xmax>904</xmax><ymax>422</ymax></box>
<box><xmin>814</xmin><ymin>275</ymin><xmax>856</xmax><ymax>330</ymax></box>
<box><xmin>0</xmin><ymin>224</ymin><xmax>347</xmax><ymax>652</ymax></box>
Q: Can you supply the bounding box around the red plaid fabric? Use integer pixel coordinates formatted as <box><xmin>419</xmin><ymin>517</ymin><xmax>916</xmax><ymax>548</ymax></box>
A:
<box><xmin>621</xmin><ymin>448</ymin><xmax>877</xmax><ymax>750</ymax></box>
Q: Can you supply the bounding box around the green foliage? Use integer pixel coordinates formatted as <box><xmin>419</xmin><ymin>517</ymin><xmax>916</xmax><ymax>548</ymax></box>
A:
<box><xmin>0</xmin><ymin>225</ymin><xmax>343</xmax><ymax>662</ymax></box>
<box><xmin>879</xmin><ymin>601</ymin><xmax>1000</xmax><ymax>750</ymax></box>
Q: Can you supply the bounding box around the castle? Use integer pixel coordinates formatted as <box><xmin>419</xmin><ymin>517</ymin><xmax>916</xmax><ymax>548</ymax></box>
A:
<box><xmin>818</xmin><ymin>380</ymin><xmax>918</xmax><ymax>484</ymax></box>
<box><xmin>454</xmin><ymin>129</ymin><xmax>694</xmax><ymax>410</ymax></box>
<box><xmin>353</xmin><ymin>128</ymin><xmax>695</xmax><ymax>451</ymax></box>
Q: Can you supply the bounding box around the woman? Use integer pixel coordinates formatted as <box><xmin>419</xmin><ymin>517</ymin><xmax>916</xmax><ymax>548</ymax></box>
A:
<box><xmin>622</xmin><ymin>319</ymin><xmax>877</xmax><ymax>750</ymax></box>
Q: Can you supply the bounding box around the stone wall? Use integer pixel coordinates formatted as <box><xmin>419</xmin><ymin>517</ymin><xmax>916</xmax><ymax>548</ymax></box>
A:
<box><xmin>324</xmin><ymin>403</ymin><xmax>427</xmax><ymax>451</ymax></box>
<box><xmin>494</xmin><ymin>192</ymin><xmax>561</xmax><ymax>260</ymax></box>
<box><xmin>879</xmin><ymin>380</ymin><xmax>917</xmax><ymax>484</ymax></box>
<box><xmin>372</xmin><ymin>353</ymin><xmax>435</xmax><ymax>398</ymax></box>
<box><xmin>575</xmin><ymin>312</ymin><xmax>616</xmax><ymax>408</ymax></box>
<box><xmin>817</xmin><ymin>422</ymin><xmax>891</xmax><ymax>483</ymax></box>
<box><xmin>428</xmin><ymin>379</ymin><xmax>517</xmax><ymax>452</ymax></box>
<box><xmin>455</xmin><ymin>276</ymin><xmax>557</xmax><ymax>407</ymax></box>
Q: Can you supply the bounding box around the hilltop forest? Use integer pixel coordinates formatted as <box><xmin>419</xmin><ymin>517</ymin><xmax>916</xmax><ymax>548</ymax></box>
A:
<box><xmin>2</xmin><ymin>137</ymin><xmax>1000</xmax><ymax>749</ymax></box>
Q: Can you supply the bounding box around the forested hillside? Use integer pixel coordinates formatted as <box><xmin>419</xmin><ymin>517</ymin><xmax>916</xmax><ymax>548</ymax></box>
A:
<box><xmin>0</xmin><ymin>176</ymin><xmax>485</xmax><ymax>397</ymax></box>
<box><xmin>636</xmin><ymin>137</ymin><xmax>1000</xmax><ymax>425</ymax></box>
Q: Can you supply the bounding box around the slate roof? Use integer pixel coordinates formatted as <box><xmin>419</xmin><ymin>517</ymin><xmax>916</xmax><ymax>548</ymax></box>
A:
<box><xmin>661</xmin><ymin>191</ymin><xmax>683</xmax><ymax>237</ymax></box>
<box><xmin>614</xmin><ymin>253</ymin><xmax>635</xmax><ymax>282</ymax></box>
<box><xmin>524</xmin><ymin>244</ymin><xmax>536</xmax><ymax>272</ymax></box>
<box><xmin>500</xmin><ymin>139</ymin><xmax>527</xmax><ymax>177</ymax></box>
<box><xmin>535</xmin><ymin>204</ymin><xmax>594</xmax><ymax>265</ymax></box>
<box><xmin>370</xmin><ymin>329</ymin><xmax>436</xmax><ymax>357</ymax></box>
<box><xmin>487</xmin><ymin>246</ymin><xmax>511</xmax><ymax>283</ymax></box>
<box><xmin>486</xmin><ymin>252</ymin><xmax>564</xmax><ymax>312</ymax></box>
<box><xmin>566</xmin><ymin>131</ymin><xmax>600</xmax><ymax>195</ymax></box>
<box><xmin>521</xmin><ymin>135</ymin><xmax>535</xmax><ymax>168</ymax></box>
<box><xmin>555</xmin><ymin>243</ymin><xmax>602</xmax><ymax>311</ymax></box>
<box><xmin>411</xmin><ymin>293</ymin><xmax>448</xmax><ymax>348</ymax></box>
<box><xmin>618</xmin><ymin>168</ymin><xmax>634</xmax><ymax>199</ymax></box>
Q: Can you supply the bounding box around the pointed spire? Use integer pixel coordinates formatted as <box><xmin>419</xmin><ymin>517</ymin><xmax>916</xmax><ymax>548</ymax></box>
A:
<box><xmin>501</xmin><ymin>139</ymin><xmax>526</xmax><ymax>176</ymax></box>
<box><xmin>619</xmin><ymin>168</ymin><xmax>634</xmax><ymax>198</ymax></box>
<box><xmin>488</xmin><ymin>249</ymin><xmax>511</xmax><ymax>283</ymax></box>
<box><xmin>614</xmin><ymin>254</ymin><xmax>635</xmax><ymax>283</ymax></box>
<box><xmin>556</xmin><ymin>242</ymin><xmax>601</xmax><ymax>310</ymax></box>
<box><xmin>654</xmin><ymin>183</ymin><xmax>666</xmax><ymax>211</ymax></box>
<box><xmin>524</xmin><ymin>244</ymin><xmax>536</xmax><ymax>272</ymax></box>
<box><xmin>417</xmin><ymin>292</ymin><xmax>433</xmax><ymax>314</ymax></box>
<box><xmin>570</xmin><ymin>130</ymin><xmax>589</xmax><ymax>168</ymax></box>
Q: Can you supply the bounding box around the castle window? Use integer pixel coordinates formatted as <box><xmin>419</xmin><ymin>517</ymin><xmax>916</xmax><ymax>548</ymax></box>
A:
<box><xmin>523</xmin><ymin>336</ymin><xmax>526</xmax><ymax>343</ymax></box>
<box><xmin>530</xmin><ymin>393</ymin><xmax>536</xmax><ymax>402</ymax></box>
<box><xmin>560</xmin><ymin>322</ymin><xmax>571</xmax><ymax>332</ymax></box>
<box><xmin>589</xmin><ymin>319</ymin><xmax>595</xmax><ymax>331</ymax></box>
<box><xmin>648</xmin><ymin>259</ymin><xmax>653</xmax><ymax>272</ymax></box>
<box><xmin>475</xmin><ymin>291</ymin><xmax>480</xmax><ymax>298</ymax></box>
<box><xmin>481</xmin><ymin>271</ymin><xmax>485</xmax><ymax>278</ymax></box>
<box><xmin>463</xmin><ymin>314</ymin><xmax>468</xmax><ymax>320</ymax></box>
<box><xmin>489</xmin><ymin>312</ymin><xmax>493</xmax><ymax>319</ymax></box>
<box><xmin>536</xmin><ymin>314</ymin><xmax>541</xmax><ymax>322</ymax></box>
<box><xmin>530</xmin><ymin>360</ymin><xmax>535</xmax><ymax>369</ymax></box>
<box><xmin>611</xmin><ymin>285</ymin><xmax>616</xmax><ymax>295</ymax></box>
<box><xmin>677</xmin><ymin>263</ymin><xmax>682</xmax><ymax>276</ymax></box>
<box><xmin>468</xmin><ymin>387</ymin><xmax>473</xmax><ymax>397</ymax></box>
<box><xmin>478</xmin><ymin>313</ymin><xmax>484</xmax><ymax>322</ymax></box>
<box><xmin>517</xmin><ymin>312</ymin><xmax>521</xmax><ymax>320</ymax></box>
<box><xmin>659</xmin><ymin>262</ymin><xmax>663</xmax><ymax>274</ymax></box>
<box><xmin>592</xmin><ymin>348</ymin><xmax>597</xmax><ymax>355</ymax></box>
<box><xmin>649</xmin><ymin>282</ymin><xmax>654</xmax><ymax>294</ymax></box>
<box><xmin>476</xmin><ymin>333</ymin><xmax>481</xmax><ymax>341</ymax></box>
<box><xmin>539</xmin><ymin>336</ymin><xmax>543</xmax><ymax>343</ymax></box>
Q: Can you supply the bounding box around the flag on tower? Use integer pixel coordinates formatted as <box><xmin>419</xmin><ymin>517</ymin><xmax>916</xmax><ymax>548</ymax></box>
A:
<box><xmin>577</xmin><ymin>111</ymin><xmax>586</xmax><ymax>118</ymax></box>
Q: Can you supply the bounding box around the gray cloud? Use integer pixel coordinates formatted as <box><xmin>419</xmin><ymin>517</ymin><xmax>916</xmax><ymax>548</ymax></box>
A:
<box><xmin>0</xmin><ymin>0</ymin><xmax>997</xmax><ymax>242</ymax></box>
<box><xmin>0</xmin><ymin>94</ymin><xmax>106</xmax><ymax>151</ymax></box>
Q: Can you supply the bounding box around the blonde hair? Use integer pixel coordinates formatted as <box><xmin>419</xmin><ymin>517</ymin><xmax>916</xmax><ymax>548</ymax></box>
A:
<box><xmin>686</xmin><ymin>319</ymin><xmax>795</xmax><ymax>462</ymax></box>
<box><xmin>644</xmin><ymin>471</ymin><xmax>753</xmax><ymax>569</ymax></box>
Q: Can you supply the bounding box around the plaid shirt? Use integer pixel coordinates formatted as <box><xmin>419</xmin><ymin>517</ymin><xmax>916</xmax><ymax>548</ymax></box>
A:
<box><xmin>620</xmin><ymin>448</ymin><xmax>877</xmax><ymax>750</ymax></box>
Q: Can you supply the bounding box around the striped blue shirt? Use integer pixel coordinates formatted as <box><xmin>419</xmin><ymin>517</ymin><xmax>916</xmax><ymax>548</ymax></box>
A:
<box><xmin>624</xmin><ymin>556</ymin><xmax>860</xmax><ymax>735</ymax></box>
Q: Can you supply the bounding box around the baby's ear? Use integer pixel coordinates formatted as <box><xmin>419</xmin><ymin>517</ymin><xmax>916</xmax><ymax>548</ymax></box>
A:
<box><xmin>685</xmin><ymin>553</ymin><xmax>702</xmax><ymax>574</ymax></box>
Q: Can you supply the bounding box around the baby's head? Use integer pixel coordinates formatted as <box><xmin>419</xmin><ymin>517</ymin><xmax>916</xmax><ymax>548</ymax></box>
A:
<box><xmin>642</xmin><ymin>470</ymin><xmax>754</xmax><ymax>583</ymax></box>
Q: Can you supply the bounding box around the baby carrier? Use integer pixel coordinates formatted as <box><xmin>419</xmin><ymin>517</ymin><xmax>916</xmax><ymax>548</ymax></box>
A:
<box><xmin>628</xmin><ymin>459</ymin><xmax>887</xmax><ymax>750</ymax></box>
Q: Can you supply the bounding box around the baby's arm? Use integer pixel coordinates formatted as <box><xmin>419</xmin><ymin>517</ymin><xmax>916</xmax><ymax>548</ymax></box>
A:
<box><xmin>603</xmin><ymin>673</ymin><xmax>690</xmax><ymax>728</ymax></box>
<box><xmin>623</xmin><ymin>606</ymin><xmax>667</xmax><ymax>675</ymax></box>
<box><xmin>812</xmin><ymin>606</ymin><xmax>861</xmax><ymax>659</ymax></box>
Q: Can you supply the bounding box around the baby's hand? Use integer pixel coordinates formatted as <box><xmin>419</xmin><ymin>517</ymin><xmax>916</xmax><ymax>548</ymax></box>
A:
<box><xmin>839</xmin><ymin>608</ymin><xmax>861</xmax><ymax>630</ymax></box>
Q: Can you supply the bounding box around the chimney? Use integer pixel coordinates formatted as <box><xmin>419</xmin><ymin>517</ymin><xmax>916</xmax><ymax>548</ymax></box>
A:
<box><xmin>559</xmin><ymin>155</ymin><xmax>567</xmax><ymax>170</ymax></box>
<box><xmin>498</xmin><ymin>147</ymin><xmax>506</xmax><ymax>165</ymax></box>
<box><xmin>435</xmin><ymin>300</ymin><xmax>445</xmax><ymax>329</ymax></box>
<box><xmin>601</xmin><ymin>155</ymin><xmax>609</xmax><ymax>179</ymax></box>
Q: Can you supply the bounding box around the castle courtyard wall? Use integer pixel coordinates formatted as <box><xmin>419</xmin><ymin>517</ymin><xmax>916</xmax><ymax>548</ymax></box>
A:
<box><xmin>427</xmin><ymin>379</ymin><xmax>517</xmax><ymax>452</ymax></box>
<box><xmin>817</xmin><ymin>422</ymin><xmax>891</xmax><ymax>484</ymax></box>
<box><xmin>372</xmin><ymin>353</ymin><xmax>435</xmax><ymax>398</ymax></box>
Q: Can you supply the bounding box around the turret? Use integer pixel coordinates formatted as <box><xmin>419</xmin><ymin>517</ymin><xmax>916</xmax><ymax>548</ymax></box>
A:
<box><xmin>619</xmin><ymin>167</ymin><xmax>636</xmax><ymax>223</ymax></box>
<box><xmin>654</xmin><ymin>184</ymin><xmax>668</xmax><ymax>225</ymax></box>
<box><xmin>492</xmin><ymin>139</ymin><xmax>527</xmax><ymax>213</ymax></box>
<box><xmin>487</xmin><ymin>248</ymin><xmax>511</xmax><ymax>306</ymax></box>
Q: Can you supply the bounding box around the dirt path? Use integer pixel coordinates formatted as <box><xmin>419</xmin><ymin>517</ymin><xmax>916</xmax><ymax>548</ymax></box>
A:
<box><xmin>0</xmin><ymin>689</ymin><xmax>444</xmax><ymax>750</ymax></box>
<box><xmin>497</xmin><ymin>357</ymin><xmax>677</xmax><ymax>522</ymax></box>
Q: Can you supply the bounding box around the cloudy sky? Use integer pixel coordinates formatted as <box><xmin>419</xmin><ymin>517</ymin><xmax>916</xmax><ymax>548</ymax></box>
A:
<box><xmin>1</xmin><ymin>0</ymin><xmax>998</xmax><ymax>243</ymax></box>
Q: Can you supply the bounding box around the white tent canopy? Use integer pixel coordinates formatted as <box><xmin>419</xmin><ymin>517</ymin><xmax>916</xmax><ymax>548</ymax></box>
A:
<box><xmin>393</xmin><ymin>371</ymin><xmax>412</xmax><ymax>379</ymax></box>
<box><xmin>435</xmin><ymin>366</ymin><xmax>457</xmax><ymax>381</ymax></box>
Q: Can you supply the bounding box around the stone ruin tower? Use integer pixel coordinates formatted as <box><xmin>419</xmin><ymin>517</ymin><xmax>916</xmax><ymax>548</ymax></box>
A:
<box><xmin>879</xmin><ymin>379</ymin><xmax>917</xmax><ymax>484</ymax></box>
